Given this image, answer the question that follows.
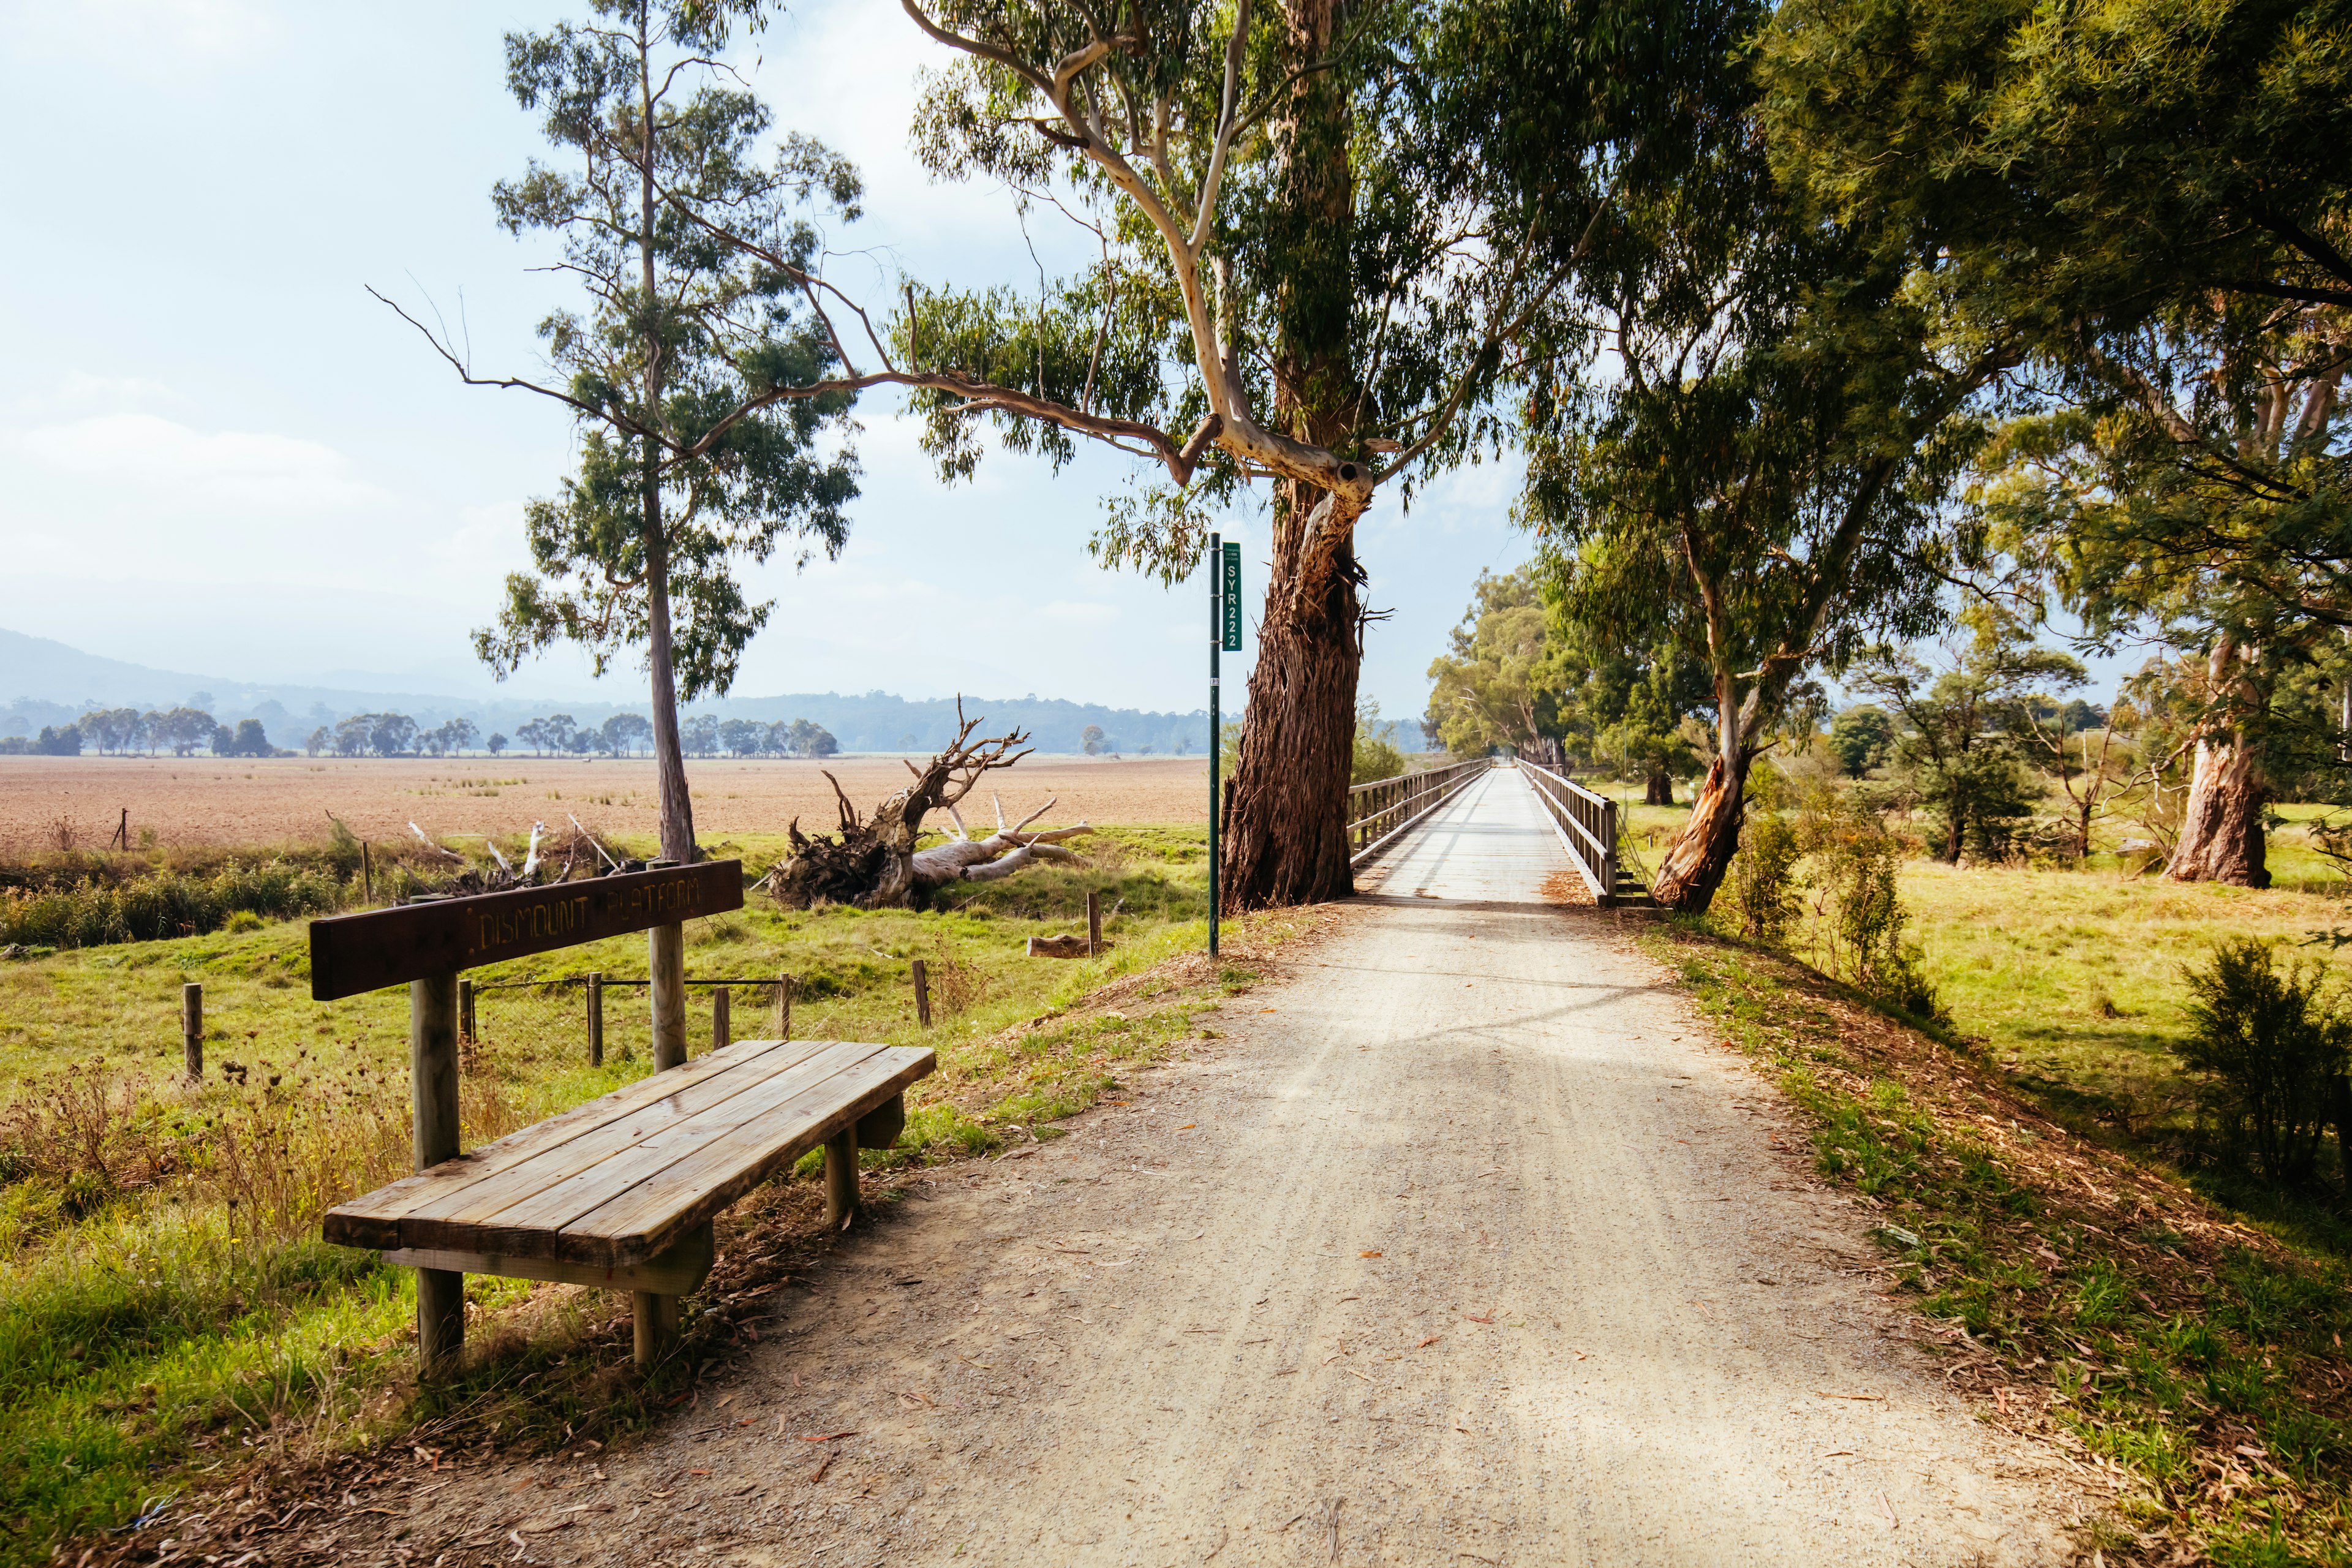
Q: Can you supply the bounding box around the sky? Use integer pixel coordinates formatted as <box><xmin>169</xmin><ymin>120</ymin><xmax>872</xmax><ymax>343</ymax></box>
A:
<box><xmin>0</xmin><ymin>0</ymin><xmax>1528</xmax><ymax>722</ymax></box>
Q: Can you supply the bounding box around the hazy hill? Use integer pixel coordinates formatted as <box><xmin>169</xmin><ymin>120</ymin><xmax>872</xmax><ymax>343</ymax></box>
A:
<box><xmin>0</xmin><ymin>627</ymin><xmax>1210</xmax><ymax>756</ymax></box>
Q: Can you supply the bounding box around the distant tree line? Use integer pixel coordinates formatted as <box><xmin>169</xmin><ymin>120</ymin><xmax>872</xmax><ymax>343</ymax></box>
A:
<box><xmin>689</xmin><ymin>716</ymin><xmax>839</xmax><ymax>760</ymax></box>
<box><xmin>304</xmin><ymin>714</ymin><xmax>490</xmax><ymax>758</ymax></box>
<box><xmin>0</xmin><ymin>706</ymin><xmax>284</xmax><ymax>759</ymax></box>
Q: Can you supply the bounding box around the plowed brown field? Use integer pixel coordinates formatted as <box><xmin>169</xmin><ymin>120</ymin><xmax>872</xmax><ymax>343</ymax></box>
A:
<box><xmin>0</xmin><ymin>754</ymin><xmax>1209</xmax><ymax>851</ymax></box>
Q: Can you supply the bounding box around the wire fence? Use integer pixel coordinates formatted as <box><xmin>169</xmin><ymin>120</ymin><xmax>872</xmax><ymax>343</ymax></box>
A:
<box><xmin>462</xmin><ymin>975</ymin><xmax>794</xmax><ymax>1068</ymax></box>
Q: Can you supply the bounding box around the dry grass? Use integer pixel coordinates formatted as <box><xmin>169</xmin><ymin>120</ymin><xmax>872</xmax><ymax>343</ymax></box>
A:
<box><xmin>0</xmin><ymin>755</ymin><xmax>1208</xmax><ymax>851</ymax></box>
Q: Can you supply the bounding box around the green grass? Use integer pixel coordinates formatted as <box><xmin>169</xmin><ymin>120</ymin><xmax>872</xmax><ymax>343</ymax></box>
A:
<box><xmin>1654</xmin><ymin>925</ymin><xmax>2352</xmax><ymax>1562</ymax></box>
<box><xmin>0</xmin><ymin>823</ymin><xmax>1298</xmax><ymax>1562</ymax></box>
<box><xmin>1898</xmin><ymin>861</ymin><xmax>2350</xmax><ymax>1140</ymax></box>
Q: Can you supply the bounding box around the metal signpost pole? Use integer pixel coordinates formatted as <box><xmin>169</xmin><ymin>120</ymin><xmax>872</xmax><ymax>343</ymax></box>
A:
<box><xmin>1208</xmin><ymin>530</ymin><xmax>1221</xmax><ymax>958</ymax></box>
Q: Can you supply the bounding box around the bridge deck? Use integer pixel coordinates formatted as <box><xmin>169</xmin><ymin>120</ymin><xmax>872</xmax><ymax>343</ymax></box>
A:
<box><xmin>1363</xmin><ymin>764</ymin><xmax>1574</xmax><ymax>903</ymax></box>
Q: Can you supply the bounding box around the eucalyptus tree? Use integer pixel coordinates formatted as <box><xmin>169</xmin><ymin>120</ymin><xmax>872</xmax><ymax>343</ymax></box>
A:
<box><xmin>377</xmin><ymin>0</ymin><xmax>862</xmax><ymax>865</ymax></box>
<box><xmin>1972</xmin><ymin>305</ymin><xmax>2348</xmax><ymax>884</ymax></box>
<box><xmin>1760</xmin><ymin>0</ymin><xmax>2352</xmax><ymax>885</ymax></box>
<box><xmin>1521</xmin><ymin>55</ymin><xmax>2013</xmax><ymax>912</ymax></box>
<box><xmin>656</xmin><ymin>0</ymin><xmax>1723</xmax><ymax>906</ymax></box>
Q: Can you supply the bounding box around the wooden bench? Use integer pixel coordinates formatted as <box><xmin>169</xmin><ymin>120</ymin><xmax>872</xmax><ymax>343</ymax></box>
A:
<box><xmin>323</xmin><ymin>1035</ymin><xmax>932</xmax><ymax>1361</ymax></box>
<box><xmin>306</xmin><ymin>860</ymin><xmax>935</xmax><ymax>1370</ymax></box>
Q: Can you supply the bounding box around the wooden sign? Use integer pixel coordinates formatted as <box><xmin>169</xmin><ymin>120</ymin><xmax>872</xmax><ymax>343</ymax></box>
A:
<box><xmin>310</xmin><ymin>861</ymin><xmax>744</xmax><ymax>1001</ymax></box>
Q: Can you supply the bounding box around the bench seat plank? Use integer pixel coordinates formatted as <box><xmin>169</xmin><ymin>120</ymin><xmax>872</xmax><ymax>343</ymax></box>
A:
<box><xmin>323</xmin><ymin>1039</ymin><xmax>935</xmax><ymax>1270</ymax></box>
<box><xmin>323</xmin><ymin>1035</ymin><xmax>813</xmax><ymax>1246</ymax></box>
<box><xmin>557</xmin><ymin>1046</ymin><xmax>931</xmax><ymax>1265</ymax></box>
<box><xmin>410</xmin><ymin>1041</ymin><xmax>888</xmax><ymax>1258</ymax></box>
<box><xmin>378</xmin><ymin>1039</ymin><xmax>856</xmax><ymax>1247</ymax></box>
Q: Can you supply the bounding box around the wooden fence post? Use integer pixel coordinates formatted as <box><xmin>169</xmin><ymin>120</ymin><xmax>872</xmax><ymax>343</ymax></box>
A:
<box><xmin>712</xmin><ymin>986</ymin><xmax>730</xmax><ymax>1052</ymax></box>
<box><xmin>411</xmin><ymin>970</ymin><xmax>464</xmax><ymax>1376</ymax></box>
<box><xmin>1604</xmin><ymin>796</ymin><xmax>1621</xmax><ymax>900</ymax></box>
<box><xmin>646</xmin><ymin>860</ymin><xmax>686</xmax><ymax>1071</ymax></box>
<box><xmin>587</xmin><ymin>971</ymin><xmax>604</xmax><ymax>1066</ymax></box>
<box><xmin>911</xmin><ymin>959</ymin><xmax>932</xmax><ymax>1027</ymax></box>
<box><xmin>361</xmin><ymin>842</ymin><xmax>373</xmax><ymax>903</ymax></box>
<box><xmin>457</xmin><ymin>978</ymin><xmax>475</xmax><ymax>1046</ymax></box>
<box><xmin>181</xmin><ymin>982</ymin><xmax>202</xmax><ymax>1079</ymax></box>
<box><xmin>776</xmin><ymin>972</ymin><xmax>791</xmax><ymax>1041</ymax></box>
<box><xmin>1087</xmin><ymin>891</ymin><xmax>1102</xmax><ymax>957</ymax></box>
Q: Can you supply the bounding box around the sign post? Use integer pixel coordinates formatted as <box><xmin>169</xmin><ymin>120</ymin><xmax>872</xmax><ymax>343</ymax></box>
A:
<box><xmin>1209</xmin><ymin>537</ymin><xmax>1243</xmax><ymax>956</ymax></box>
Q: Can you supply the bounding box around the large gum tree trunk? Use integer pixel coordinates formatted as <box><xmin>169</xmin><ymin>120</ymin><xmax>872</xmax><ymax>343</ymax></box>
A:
<box><xmin>2165</xmin><ymin>634</ymin><xmax>2267</xmax><ymax>888</ymax></box>
<box><xmin>1651</xmin><ymin>745</ymin><xmax>1753</xmax><ymax>911</ymax></box>
<box><xmin>1218</xmin><ymin>0</ymin><xmax>1363</xmax><ymax>912</ymax></box>
<box><xmin>2165</xmin><ymin>735</ymin><xmax>2268</xmax><ymax>887</ymax></box>
<box><xmin>1221</xmin><ymin>496</ymin><xmax>1365</xmax><ymax>909</ymax></box>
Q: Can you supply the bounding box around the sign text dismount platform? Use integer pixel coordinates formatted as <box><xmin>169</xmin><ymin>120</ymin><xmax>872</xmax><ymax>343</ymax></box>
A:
<box><xmin>309</xmin><ymin>860</ymin><xmax>744</xmax><ymax>1000</ymax></box>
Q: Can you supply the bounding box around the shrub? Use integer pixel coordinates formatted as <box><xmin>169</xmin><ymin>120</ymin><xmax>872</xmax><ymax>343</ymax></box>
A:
<box><xmin>0</xmin><ymin>861</ymin><xmax>343</xmax><ymax>948</ymax></box>
<box><xmin>1804</xmin><ymin>799</ymin><xmax>1949</xmax><ymax>1027</ymax></box>
<box><xmin>2178</xmin><ymin>938</ymin><xmax>2350</xmax><ymax>1187</ymax></box>
<box><xmin>1727</xmin><ymin>811</ymin><xmax>1803</xmax><ymax>945</ymax></box>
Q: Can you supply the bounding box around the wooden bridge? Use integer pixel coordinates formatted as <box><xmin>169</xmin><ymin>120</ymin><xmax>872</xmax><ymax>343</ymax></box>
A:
<box><xmin>1350</xmin><ymin>755</ymin><xmax>1638</xmax><ymax>904</ymax></box>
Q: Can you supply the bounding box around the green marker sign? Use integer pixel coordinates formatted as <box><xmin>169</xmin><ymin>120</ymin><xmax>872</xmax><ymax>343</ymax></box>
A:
<box><xmin>1220</xmin><ymin>541</ymin><xmax>1243</xmax><ymax>651</ymax></box>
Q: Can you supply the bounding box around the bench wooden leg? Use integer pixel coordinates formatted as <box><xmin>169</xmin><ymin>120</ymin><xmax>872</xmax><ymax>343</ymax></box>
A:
<box><xmin>856</xmin><ymin>1093</ymin><xmax>906</xmax><ymax>1152</ymax></box>
<box><xmin>417</xmin><ymin>1266</ymin><xmax>464</xmax><ymax>1376</ymax></box>
<box><xmin>633</xmin><ymin>1290</ymin><xmax>679</xmax><ymax>1365</ymax></box>
<box><xmin>823</xmin><ymin>1126</ymin><xmax>859</xmax><ymax>1231</ymax></box>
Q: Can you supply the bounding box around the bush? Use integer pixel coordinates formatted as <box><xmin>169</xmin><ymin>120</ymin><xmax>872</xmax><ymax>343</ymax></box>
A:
<box><xmin>2179</xmin><ymin>939</ymin><xmax>2350</xmax><ymax>1187</ymax></box>
<box><xmin>1352</xmin><ymin>697</ymin><xmax>1408</xmax><ymax>784</ymax></box>
<box><xmin>0</xmin><ymin>862</ymin><xmax>343</xmax><ymax>948</ymax></box>
<box><xmin>1804</xmin><ymin>797</ymin><xmax>1950</xmax><ymax>1027</ymax></box>
<box><xmin>1727</xmin><ymin>811</ymin><xmax>1803</xmax><ymax>945</ymax></box>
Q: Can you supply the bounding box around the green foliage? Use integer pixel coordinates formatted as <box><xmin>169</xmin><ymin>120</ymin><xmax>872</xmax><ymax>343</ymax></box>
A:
<box><xmin>1351</xmin><ymin>698</ymin><xmax>1408</xmax><ymax>785</ymax></box>
<box><xmin>1826</xmin><ymin>704</ymin><xmax>1893</xmax><ymax>778</ymax></box>
<box><xmin>1726</xmin><ymin>809</ymin><xmax>1803</xmax><ymax>946</ymax></box>
<box><xmin>0</xmin><ymin>864</ymin><xmax>345</xmax><ymax>949</ymax></box>
<box><xmin>1764</xmin><ymin>0</ymin><xmax>2352</xmax><ymax>801</ymax></box>
<box><xmin>2179</xmin><ymin>939</ymin><xmax>2351</xmax><ymax>1188</ymax></box>
<box><xmin>1522</xmin><ymin>8</ymin><xmax>2003</xmax><ymax>910</ymax></box>
<box><xmin>457</xmin><ymin>1</ymin><xmax>863</xmax><ymax>710</ymax></box>
<box><xmin>1815</xmin><ymin>815</ymin><xmax>1948</xmax><ymax>1027</ymax></box>
<box><xmin>1852</xmin><ymin>611</ymin><xmax>2084</xmax><ymax>863</ymax></box>
<box><xmin>1760</xmin><ymin>0</ymin><xmax>2352</xmax><ymax>342</ymax></box>
<box><xmin>1424</xmin><ymin>567</ymin><xmax>1574</xmax><ymax>755</ymax></box>
<box><xmin>895</xmin><ymin>0</ymin><xmax>1727</xmax><ymax>577</ymax></box>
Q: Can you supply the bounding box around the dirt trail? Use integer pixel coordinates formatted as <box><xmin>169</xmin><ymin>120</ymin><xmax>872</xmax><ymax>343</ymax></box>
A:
<box><xmin>332</xmin><ymin>770</ymin><xmax>2086</xmax><ymax>1566</ymax></box>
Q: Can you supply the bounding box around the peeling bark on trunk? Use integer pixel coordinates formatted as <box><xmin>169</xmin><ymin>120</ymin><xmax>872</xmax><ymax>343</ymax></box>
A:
<box><xmin>1651</xmin><ymin>746</ymin><xmax>1753</xmax><ymax>912</ymax></box>
<box><xmin>2165</xmin><ymin>635</ymin><xmax>2271</xmax><ymax>889</ymax></box>
<box><xmin>1221</xmin><ymin>491</ymin><xmax>1366</xmax><ymax>910</ymax></box>
<box><xmin>2166</xmin><ymin>736</ymin><xmax>2269</xmax><ymax>887</ymax></box>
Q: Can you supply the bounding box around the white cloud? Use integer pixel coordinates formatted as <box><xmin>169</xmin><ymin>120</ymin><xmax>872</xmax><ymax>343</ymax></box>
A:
<box><xmin>1</xmin><ymin>411</ymin><xmax>387</xmax><ymax>516</ymax></box>
<box><xmin>1039</xmin><ymin>600</ymin><xmax>1118</xmax><ymax>625</ymax></box>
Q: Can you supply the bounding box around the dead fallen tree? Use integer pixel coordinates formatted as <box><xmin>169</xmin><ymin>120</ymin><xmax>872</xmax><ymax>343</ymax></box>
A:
<box><xmin>771</xmin><ymin>706</ymin><xmax>1093</xmax><ymax>908</ymax></box>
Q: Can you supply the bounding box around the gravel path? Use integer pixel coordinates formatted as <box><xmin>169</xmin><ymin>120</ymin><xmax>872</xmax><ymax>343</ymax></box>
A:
<box><xmin>343</xmin><ymin>770</ymin><xmax>2085</xmax><ymax>1566</ymax></box>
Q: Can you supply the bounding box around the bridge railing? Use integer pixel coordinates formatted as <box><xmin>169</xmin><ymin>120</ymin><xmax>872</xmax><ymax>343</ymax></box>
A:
<box><xmin>1522</xmin><ymin>760</ymin><xmax>1619</xmax><ymax>904</ymax></box>
<box><xmin>1347</xmin><ymin>756</ymin><xmax>1493</xmax><ymax>867</ymax></box>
